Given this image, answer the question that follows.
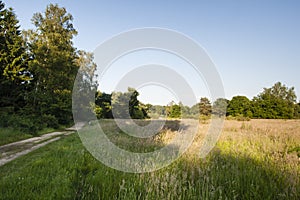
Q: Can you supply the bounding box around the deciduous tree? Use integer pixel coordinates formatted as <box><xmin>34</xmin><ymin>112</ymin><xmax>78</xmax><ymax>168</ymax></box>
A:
<box><xmin>25</xmin><ymin>4</ymin><xmax>78</xmax><ymax>124</ymax></box>
<box><xmin>227</xmin><ymin>96</ymin><xmax>252</xmax><ymax>117</ymax></box>
<box><xmin>252</xmin><ymin>82</ymin><xmax>296</xmax><ymax>119</ymax></box>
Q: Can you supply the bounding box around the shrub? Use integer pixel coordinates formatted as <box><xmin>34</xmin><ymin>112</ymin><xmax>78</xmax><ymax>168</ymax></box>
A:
<box><xmin>42</xmin><ymin>114</ymin><xmax>59</xmax><ymax>129</ymax></box>
<box><xmin>236</xmin><ymin>114</ymin><xmax>251</xmax><ymax>121</ymax></box>
<box><xmin>226</xmin><ymin>115</ymin><xmax>236</xmax><ymax>120</ymax></box>
<box><xmin>0</xmin><ymin>112</ymin><xmax>10</xmax><ymax>127</ymax></box>
<box><xmin>12</xmin><ymin>115</ymin><xmax>40</xmax><ymax>136</ymax></box>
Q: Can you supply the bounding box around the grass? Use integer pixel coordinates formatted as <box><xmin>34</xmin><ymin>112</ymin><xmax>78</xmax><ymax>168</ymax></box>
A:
<box><xmin>0</xmin><ymin>119</ymin><xmax>299</xmax><ymax>199</ymax></box>
<box><xmin>0</xmin><ymin>126</ymin><xmax>68</xmax><ymax>146</ymax></box>
<box><xmin>0</xmin><ymin>128</ymin><xmax>32</xmax><ymax>146</ymax></box>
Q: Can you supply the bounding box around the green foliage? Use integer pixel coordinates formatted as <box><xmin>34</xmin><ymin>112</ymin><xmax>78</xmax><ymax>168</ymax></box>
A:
<box><xmin>148</xmin><ymin>105</ymin><xmax>166</xmax><ymax>118</ymax></box>
<box><xmin>182</xmin><ymin>97</ymin><xmax>212</xmax><ymax>119</ymax></box>
<box><xmin>41</xmin><ymin>114</ymin><xmax>59</xmax><ymax>129</ymax></box>
<box><xmin>252</xmin><ymin>82</ymin><xmax>296</xmax><ymax>119</ymax></box>
<box><xmin>24</xmin><ymin>4</ymin><xmax>78</xmax><ymax>125</ymax></box>
<box><xmin>212</xmin><ymin>98</ymin><xmax>228</xmax><ymax>117</ymax></box>
<box><xmin>235</xmin><ymin>114</ymin><xmax>251</xmax><ymax>121</ymax></box>
<box><xmin>189</xmin><ymin>103</ymin><xmax>200</xmax><ymax>118</ymax></box>
<box><xmin>166</xmin><ymin>102</ymin><xmax>181</xmax><ymax>118</ymax></box>
<box><xmin>95</xmin><ymin>91</ymin><xmax>113</xmax><ymax>119</ymax></box>
<box><xmin>95</xmin><ymin>88</ymin><xmax>148</xmax><ymax>119</ymax></box>
<box><xmin>0</xmin><ymin>113</ymin><xmax>42</xmax><ymax>135</ymax></box>
<box><xmin>199</xmin><ymin>97</ymin><xmax>212</xmax><ymax>116</ymax></box>
<box><xmin>294</xmin><ymin>103</ymin><xmax>300</xmax><ymax>119</ymax></box>
<box><xmin>227</xmin><ymin>96</ymin><xmax>252</xmax><ymax>117</ymax></box>
<box><xmin>73</xmin><ymin>50</ymin><xmax>98</xmax><ymax>121</ymax></box>
<box><xmin>0</xmin><ymin>1</ymin><xmax>30</xmax><ymax>82</ymax></box>
<box><xmin>0</xmin><ymin>1</ymin><xmax>31</xmax><ymax>111</ymax></box>
<box><xmin>0</xmin><ymin>3</ymin><xmax>87</xmax><ymax>133</ymax></box>
<box><xmin>12</xmin><ymin>115</ymin><xmax>41</xmax><ymax>135</ymax></box>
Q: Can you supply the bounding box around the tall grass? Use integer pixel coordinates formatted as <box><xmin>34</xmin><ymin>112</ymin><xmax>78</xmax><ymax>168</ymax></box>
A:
<box><xmin>0</xmin><ymin>119</ymin><xmax>299</xmax><ymax>199</ymax></box>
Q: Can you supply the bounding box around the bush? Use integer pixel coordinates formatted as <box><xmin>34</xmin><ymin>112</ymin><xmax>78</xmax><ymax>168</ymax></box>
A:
<box><xmin>236</xmin><ymin>114</ymin><xmax>251</xmax><ymax>121</ymax></box>
<box><xmin>0</xmin><ymin>110</ymin><xmax>61</xmax><ymax>136</ymax></box>
<box><xmin>0</xmin><ymin>107</ymin><xmax>14</xmax><ymax>127</ymax></box>
<box><xmin>0</xmin><ymin>112</ymin><xmax>10</xmax><ymax>127</ymax></box>
<box><xmin>226</xmin><ymin>115</ymin><xmax>251</xmax><ymax>121</ymax></box>
<box><xmin>226</xmin><ymin>115</ymin><xmax>236</xmax><ymax>120</ymax></box>
<box><xmin>199</xmin><ymin>115</ymin><xmax>210</xmax><ymax>124</ymax></box>
<box><xmin>13</xmin><ymin>115</ymin><xmax>44</xmax><ymax>136</ymax></box>
<box><xmin>42</xmin><ymin>114</ymin><xmax>59</xmax><ymax>129</ymax></box>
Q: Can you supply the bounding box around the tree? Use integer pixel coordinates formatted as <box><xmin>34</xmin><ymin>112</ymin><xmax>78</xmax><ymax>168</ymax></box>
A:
<box><xmin>227</xmin><ymin>96</ymin><xmax>252</xmax><ymax>117</ymax></box>
<box><xmin>0</xmin><ymin>1</ymin><xmax>31</xmax><ymax>110</ymax></box>
<box><xmin>73</xmin><ymin>50</ymin><xmax>98</xmax><ymax>121</ymax></box>
<box><xmin>190</xmin><ymin>103</ymin><xmax>200</xmax><ymax>117</ymax></box>
<box><xmin>148</xmin><ymin>105</ymin><xmax>166</xmax><ymax>118</ymax></box>
<box><xmin>212</xmin><ymin>98</ymin><xmax>228</xmax><ymax>117</ymax></box>
<box><xmin>109</xmin><ymin>88</ymin><xmax>148</xmax><ymax>119</ymax></box>
<box><xmin>199</xmin><ymin>97</ymin><xmax>212</xmax><ymax>116</ymax></box>
<box><xmin>252</xmin><ymin>82</ymin><xmax>296</xmax><ymax>119</ymax></box>
<box><xmin>25</xmin><ymin>4</ymin><xmax>78</xmax><ymax>125</ymax></box>
<box><xmin>294</xmin><ymin>103</ymin><xmax>300</xmax><ymax>119</ymax></box>
<box><xmin>95</xmin><ymin>91</ymin><xmax>112</xmax><ymax>119</ymax></box>
<box><xmin>179</xmin><ymin>102</ymin><xmax>191</xmax><ymax>118</ymax></box>
<box><xmin>166</xmin><ymin>102</ymin><xmax>181</xmax><ymax>118</ymax></box>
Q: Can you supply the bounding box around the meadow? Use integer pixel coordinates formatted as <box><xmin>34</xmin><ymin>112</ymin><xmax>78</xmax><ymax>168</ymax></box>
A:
<box><xmin>0</xmin><ymin>119</ymin><xmax>299</xmax><ymax>199</ymax></box>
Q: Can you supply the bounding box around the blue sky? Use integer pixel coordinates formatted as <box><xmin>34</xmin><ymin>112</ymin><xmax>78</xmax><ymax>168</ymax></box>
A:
<box><xmin>5</xmin><ymin>0</ymin><xmax>300</xmax><ymax>105</ymax></box>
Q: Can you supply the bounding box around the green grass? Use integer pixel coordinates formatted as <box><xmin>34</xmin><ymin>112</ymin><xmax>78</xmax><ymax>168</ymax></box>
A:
<box><xmin>0</xmin><ymin>128</ymin><xmax>32</xmax><ymax>146</ymax></box>
<box><xmin>0</xmin><ymin>120</ymin><xmax>299</xmax><ymax>199</ymax></box>
<box><xmin>0</xmin><ymin>126</ymin><xmax>68</xmax><ymax>146</ymax></box>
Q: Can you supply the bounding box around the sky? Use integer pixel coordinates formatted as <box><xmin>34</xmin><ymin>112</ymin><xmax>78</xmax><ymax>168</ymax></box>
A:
<box><xmin>5</xmin><ymin>0</ymin><xmax>300</xmax><ymax>105</ymax></box>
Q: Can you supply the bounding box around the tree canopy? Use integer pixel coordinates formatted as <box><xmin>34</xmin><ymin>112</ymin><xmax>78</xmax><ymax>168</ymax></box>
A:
<box><xmin>252</xmin><ymin>82</ymin><xmax>297</xmax><ymax>119</ymax></box>
<box><xmin>95</xmin><ymin>88</ymin><xmax>149</xmax><ymax>119</ymax></box>
<box><xmin>227</xmin><ymin>96</ymin><xmax>252</xmax><ymax>117</ymax></box>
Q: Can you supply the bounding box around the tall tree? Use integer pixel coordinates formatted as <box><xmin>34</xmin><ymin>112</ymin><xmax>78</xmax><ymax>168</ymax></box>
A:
<box><xmin>25</xmin><ymin>4</ymin><xmax>78</xmax><ymax>124</ymax></box>
<box><xmin>0</xmin><ymin>1</ymin><xmax>30</xmax><ymax>109</ymax></box>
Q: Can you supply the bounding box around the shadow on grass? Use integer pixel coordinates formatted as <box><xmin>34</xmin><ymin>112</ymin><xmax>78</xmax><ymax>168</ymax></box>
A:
<box><xmin>189</xmin><ymin>149</ymin><xmax>300</xmax><ymax>199</ymax></box>
<box><xmin>63</xmin><ymin>145</ymin><xmax>300</xmax><ymax>199</ymax></box>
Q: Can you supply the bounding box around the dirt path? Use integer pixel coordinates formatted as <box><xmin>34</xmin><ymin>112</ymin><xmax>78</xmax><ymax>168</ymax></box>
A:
<box><xmin>0</xmin><ymin>122</ymin><xmax>85</xmax><ymax>166</ymax></box>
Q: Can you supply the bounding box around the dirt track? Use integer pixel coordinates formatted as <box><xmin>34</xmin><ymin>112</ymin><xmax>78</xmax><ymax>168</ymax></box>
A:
<box><xmin>0</xmin><ymin>122</ymin><xmax>85</xmax><ymax>166</ymax></box>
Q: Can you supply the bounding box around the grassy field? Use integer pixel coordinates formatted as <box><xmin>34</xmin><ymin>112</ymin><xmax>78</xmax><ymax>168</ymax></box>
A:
<box><xmin>0</xmin><ymin>119</ymin><xmax>299</xmax><ymax>199</ymax></box>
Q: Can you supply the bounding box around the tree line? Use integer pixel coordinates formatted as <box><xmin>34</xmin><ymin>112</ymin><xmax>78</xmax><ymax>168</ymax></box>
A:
<box><xmin>149</xmin><ymin>82</ymin><xmax>300</xmax><ymax>120</ymax></box>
